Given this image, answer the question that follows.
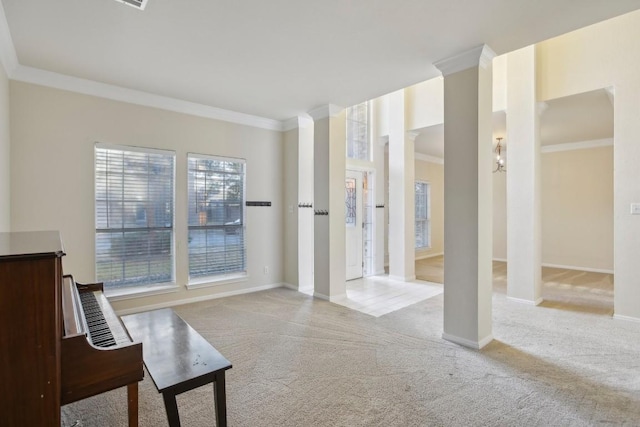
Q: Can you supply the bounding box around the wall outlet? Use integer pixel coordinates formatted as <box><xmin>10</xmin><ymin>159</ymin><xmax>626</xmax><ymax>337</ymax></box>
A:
<box><xmin>263</xmin><ymin>266</ymin><xmax>269</xmax><ymax>274</ymax></box>
<box><xmin>631</xmin><ymin>203</ymin><xmax>640</xmax><ymax>215</ymax></box>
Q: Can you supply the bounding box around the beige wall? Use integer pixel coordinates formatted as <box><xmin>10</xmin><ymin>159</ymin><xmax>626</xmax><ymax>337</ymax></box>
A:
<box><xmin>415</xmin><ymin>158</ymin><xmax>444</xmax><ymax>258</ymax></box>
<box><xmin>10</xmin><ymin>82</ymin><xmax>284</xmax><ymax>312</ymax></box>
<box><xmin>493</xmin><ymin>146</ymin><xmax>614</xmax><ymax>272</ymax></box>
<box><xmin>537</xmin><ymin>9</ymin><xmax>640</xmax><ymax>318</ymax></box>
<box><xmin>492</xmin><ymin>172</ymin><xmax>507</xmax><ymax>260</ymax></box>
<box><xmin>0</xmin><ymin>64</ymin><xmax>9</xmax><ymax>231</ymax></box>
<box><xmin>542</xmin><ymin>146</ymin><xmax>613</xmax><ymax>271</ymax></box>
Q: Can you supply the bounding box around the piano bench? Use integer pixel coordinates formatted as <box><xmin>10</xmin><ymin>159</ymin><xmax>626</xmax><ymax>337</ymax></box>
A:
<box><xmin>121</xmin><ymin>308</ymin><xmax>232</xmax><ymax>427</ymax></box>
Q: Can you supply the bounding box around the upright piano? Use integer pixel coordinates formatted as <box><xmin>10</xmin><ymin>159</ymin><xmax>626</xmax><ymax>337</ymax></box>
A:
<box><xmin>0</xmin><ymin>231</ymin><xmax>143</xmax><ymax>426</ymax></box>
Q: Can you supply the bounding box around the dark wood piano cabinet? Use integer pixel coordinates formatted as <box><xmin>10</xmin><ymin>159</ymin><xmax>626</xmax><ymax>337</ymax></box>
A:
<box><xmin>0</xmin><ymin>231</ymin><xmax>65</xmax><ymax>426</ymax></box>
<box><xmin>0</xmin><ymin>231</ymin><xmax>143</xmax><ymax>426</ymax></box>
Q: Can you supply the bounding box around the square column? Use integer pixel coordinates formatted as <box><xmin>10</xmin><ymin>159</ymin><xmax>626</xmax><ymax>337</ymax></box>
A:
<box><xmin>388</xmin><ymin>90</ymin><xmax>416</xmax><ymax>281</ymax></box>
<box><xmin>506</xmin><ymin>45</ymin><xmax>543</xmax><ymax>305</ymax></box>
<box><xmin>435</xmin><ymin>45</ymin><xmax>495</xmax><ymax>349</ymax></box>
<box><xmin>283</xmin><ymin>115</ymin><xmax>315</xmax><ymax>290</ymax></box>
<box><xmin>309</xmin><ymin>105</ymin><xmax>347</xmax><ymax>300</ymax></box>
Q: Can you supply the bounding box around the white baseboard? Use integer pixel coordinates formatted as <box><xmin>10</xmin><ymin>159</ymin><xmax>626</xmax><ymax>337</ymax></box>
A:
<box><xmin>613</xmin><ymin>314</ymin><xmax>640</xmax><ymax>323</ymax></box>
<box><xmin>507</xmin><ymin>296</ymin><xmax>543</xmax><ymax>306</ymax></box>
<box><xmin>541</xmin><ymin>263</ymin><xmax>613</xmax><ymax>275</ymax></box>
<box><xmin>313</xmin><ymin>292</ymin><xmax>330</xmax><ymax>301</ymax></box>
<box><xmin>281</xmin><ymin>282</ymin><xmax>298</xmax><ymax>290</ymax></box>
<box><xmin>374</xmin><ymin>269</ymin><xmax>386</xmax><ymax>276</ymax></box>
<box><xmin>416</xmin><ymin>252</ymin><xmax>444</xmax><ymax>261</ymax></box>
<box><xmin>492</xmin><ymin>259</ymin><xmax>613</xmax><ymax>275</ymax></box>
<box><xmin>442</xmin><ymin>332</ymin><xmax>494</xmax><ymax>350</ymax></box>
<box><xmin>115</xmin><ymin>282</ymin><xmax>284</xmax><ymax>316</ymax></box>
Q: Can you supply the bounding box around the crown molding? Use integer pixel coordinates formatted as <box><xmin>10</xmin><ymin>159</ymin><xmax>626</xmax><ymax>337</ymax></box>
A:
<box><xmin>11</xmin><ymin>65</ymin><xmax>284</xmax><ymax>131</ymax></box>
<box><xmin>537</xmin><ymin>101</ymin><xmax>549</xmax><ymax>117</ymax></box>
<box><xmin>541</xmin><ymin>138</ymin><xmax>613</xmax><ymax>153</ymax></box>
<box><xmin>282</xmin><ymin>114</ymin><xmax>314</xmax><ymax>131</ymax></box>
<box><xmin>434</xmin><ymin>44</ymin><xmax>496</xmax><ymax>76</ymax></box>
<box><xmin>0</xmin><ymin>3</ymin><xmax>18</xmax><ymax>77</ymax></box>
<box><xmin>605</xmin><ymin>86</ymin><xmax>615</xmax><ymax>106</ymax></box>
<box><xmin>415</xmin><ymin>152</ymin><xmax>444</xmax><ymax>164</ymax></box>
<box><xmin>406</xmin><ymin>131</ymin><xmax>420</xmax><ymax>141</ymax></box>
<box><xmin>307</xmin><ymin>104</ymin><xmax>343</xmax><ymax>121</ymax></box>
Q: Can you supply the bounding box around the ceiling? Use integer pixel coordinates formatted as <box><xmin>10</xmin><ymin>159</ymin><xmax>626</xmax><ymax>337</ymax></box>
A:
<box><xmin>2</xmin><ymin>0</ymin><xmax>639</xmax><ymax>123</ymax></box>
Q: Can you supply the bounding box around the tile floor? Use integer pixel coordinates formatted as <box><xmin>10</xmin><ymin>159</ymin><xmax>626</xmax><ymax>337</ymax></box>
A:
<box><xmin>300</xmin><ymin>275</ymin><xmax>443</xmax><ymax>317</ymax></box>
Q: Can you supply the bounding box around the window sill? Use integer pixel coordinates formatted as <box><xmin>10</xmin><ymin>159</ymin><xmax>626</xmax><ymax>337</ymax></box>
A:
<box><xmin>105</xmin><ymin>282</ymin><xmax>179</xmax><ymax>301</ymax></box>
<box><xmin>187</xmin><ymin>273</ymin><xmax>248</xmax><ymax>290</ymax></box>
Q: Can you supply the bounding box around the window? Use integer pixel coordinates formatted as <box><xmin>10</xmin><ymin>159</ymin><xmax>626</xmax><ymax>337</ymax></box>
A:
<box><xmin>95</xmin><ymin>144</ymin><xmax>175</xmax><ymax>290</ymax></box>
<box><xmin>415</xmin><ymin>181</ymin><xmax>431</xmax><ymax>249</ymax></box>
<box><xmin>346</xmin><ymin>102</ymin><xmax>370</xmax><ymax>161</ymax></box>
<box><xmin>188</xmin><ymin>154</ymin><xmax>246</xmax><ymax>280</ymax></box>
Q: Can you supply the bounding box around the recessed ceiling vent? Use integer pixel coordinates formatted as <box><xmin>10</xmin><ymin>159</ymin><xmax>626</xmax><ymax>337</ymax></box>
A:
<box><xmin>115</xmin><ymin>0</ymin><xmax>148</xmax><ymax>10</ymax></box>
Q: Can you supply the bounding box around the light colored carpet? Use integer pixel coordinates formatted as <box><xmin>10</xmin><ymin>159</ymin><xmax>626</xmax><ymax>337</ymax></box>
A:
<box><xmin>62</xmin><ymin>274</ymin><xmax>637</xmax><ymax>426</ymax></box>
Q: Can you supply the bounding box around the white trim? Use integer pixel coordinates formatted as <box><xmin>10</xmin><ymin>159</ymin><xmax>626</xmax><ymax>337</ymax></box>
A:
<box><xmin>374</xmin><ymin>269</ymin><xmax>386</xmax><ymax>276</ymax></box>
<box><xmin>106</xmin><ymin>283</ymin><xmax>179</xmax><ymax>301</ymax></box>
<box><xmin>0</xmin><ymin>3</ymin><xmax>17</xmax><ymax>77</ymax></box>
<box><xmin>282</xmin><ymin>115</ymin><xmax>314</xmax><ymax>131</ymax></box>
<box><xmin>541</xmin><ymin>138</ymin><xmax>613</xmax><ymax>153</ymax></box>
<box><xmin>186</xmin><ymin>273</ymin><xmax>248</xmax><ymax>290</ymax></box>
<box><xmin>114</xmin><ymin>282</ymin><xmax>284</xmax><ymax>316</ymax></box>
<box><xmin>329</xmin><ymin>293</ymin><xmax>348</xmax><ymax>302</ymax></box>
<box><xmin>442</xmin><ymin>332</ymin><xmax>493</xmax><ymax>350</ymax></box>
<box><xmin>281</xmin><ymin>282</ymin><xmax>298</xmax><ymax>291</ymax></box>
<box><xmin>493</xmin><ymin>258</ymin><xmax>507</xmax><ymax>263</ymax></box>
<box><xmin>605</xmin><ymin>86</ymin><xmax>615</xmax><ymax>106</ymax></box>
<box><xmin>434</xmin><ymin>44</ymin><xmax>496</xmax><ymax>76</ymax></box>
<box><xmin>541</xmin><ymin>262</ymin><xmax>613</xmax><ymax>275</ymax></box>
<box><xmin>406</xmin><ymin>131</ymin><xmax>420</xmax><ymax>141</ymax></box>
<box><xmin>416</xmin><ymin>251</ymin><xmax>444</xmax><ymax>261</ymax></box>
<box><xmin>507</xmin><ymin>296</ymin><xmax>543</xmax><ymax>306</ymax></box>
<box><xmin>415</xmin><ymin>153</ymin><xmax>444</xmax><ymax>164</ymax></box>
<box><xmin>313</xmin><ymin>291</ymin><xmax>330</xmax><ymax>301</ymax></box>
<box><xmin>308</xmin><ymin>104</ymin><xmax>343</xmax><ymax>121</ymax></box>
<box><xmin>96</xmin><ymin>141</ymin><xmax>176</xmax><ymax>157</ymax></box>
<box><xmin>537</xmin><ymin>101</ymin><xmax>549</xmax><ymax>117</ymax></box>
<box><xmin>11</xmin><ymin>65</ymin><xmax>283</xmax><ymax>131</ymax></box>
<box><xmin>613</xmin><ymin>314</ymin><xmax>640</xmax><ymax>323</ymax></box>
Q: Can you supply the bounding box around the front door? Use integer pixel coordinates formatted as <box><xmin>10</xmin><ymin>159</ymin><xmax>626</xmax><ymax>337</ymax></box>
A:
<box><xmin>346</xmin><ymin>170</ymin><xmax>363</xmax><ymax>280</ymax></box>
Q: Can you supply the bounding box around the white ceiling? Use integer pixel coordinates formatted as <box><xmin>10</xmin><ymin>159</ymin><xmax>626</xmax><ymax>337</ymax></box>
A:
<box><xmin>2</xmin><ymin>0</ymin><xmax>639</xmax><ymax>122</ymax></box>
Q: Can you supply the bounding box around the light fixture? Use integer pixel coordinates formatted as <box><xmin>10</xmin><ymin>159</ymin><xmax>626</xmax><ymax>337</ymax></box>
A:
<box><xmin>493</xmin><ymin>137</ymin><xmax>506</xmax><ymax>173</ymax></box>
<box><xmin>114</xmin><ymin>0</ymin><xmax>148</xmax><ymax>10</ymax></box>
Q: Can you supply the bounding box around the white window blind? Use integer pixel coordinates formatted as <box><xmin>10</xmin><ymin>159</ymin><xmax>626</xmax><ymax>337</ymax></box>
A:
<box><xmin>415</xmin><ymin>181</ymin><xmax>431</xmax><ymax>249</ymax></box>
<box><xmin>95</xmin><ymin>144</ymin><xmax>175</xmax><ymax>289</ymax></box>
<box><xmin>188</xmin><ymin>154</ymin><xmax>246</xmax><ymax>279</ymax></box>
<box><xmin>346</xmin><ymin>102</ymin><xmax>370</xmax><ymax>161</ymax></box>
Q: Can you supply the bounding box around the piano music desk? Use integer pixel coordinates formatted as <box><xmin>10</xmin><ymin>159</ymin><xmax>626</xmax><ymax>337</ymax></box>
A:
<box><xmin>121</xmin><ymin>308</ymin><xmax>232</xmax><ymax>427</ymax></box>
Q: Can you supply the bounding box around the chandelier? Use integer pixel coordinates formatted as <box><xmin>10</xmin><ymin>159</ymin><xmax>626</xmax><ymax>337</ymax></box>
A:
<box><xmin>493</xmin><ymin>137</ymin><xmax>506</xmax><ymax>173</ymax></box>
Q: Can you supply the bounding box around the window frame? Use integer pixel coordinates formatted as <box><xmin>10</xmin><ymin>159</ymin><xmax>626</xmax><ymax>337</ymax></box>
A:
<box><xmin>186</xmin><ymin>153</ymin><xmax>248</xmax><ymax>287</ymax></box>
<box><xmin>415</xmin><ymin>181</ymin><xmax>431</xmax><ymax>250</ymax></box>
<box><xmin>346</xmin><ymin>101</ymin><xmax>371</xmax><ymax>161</ymax></box>
<box><xmin>94</xmin><ymin>142</ymin><xmax>177</xmax><ymax>297</ymax></box>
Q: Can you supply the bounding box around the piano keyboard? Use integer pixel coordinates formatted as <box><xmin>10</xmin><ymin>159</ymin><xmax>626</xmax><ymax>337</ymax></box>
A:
<box><xmin>79</xmin><ymin>291</ymin><xmax>131</xmax><ymax>347</ymax></box>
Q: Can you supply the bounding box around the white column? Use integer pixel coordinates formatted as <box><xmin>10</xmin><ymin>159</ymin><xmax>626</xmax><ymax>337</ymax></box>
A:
<box><xmin>282</xmin><ymin>115</ymin><xmax>315</xmax><ymax>290</ymax></box>
<box><xmin>388</xmin><ymin>90</ymin><xmax>416</xmax><ymax>281</ymax></box>
<box><xmin>309</xmin><ymin>105</ymin><xmax>347</xmax><ymax>300</ymax></box>
<box><xmin>435</xmin><ymin>45</ymin><xmax>495</xmax><ymax>349</ymax></box>
<box><xmin>506</xmin><ymin>45</ymin><xmax>542</xmax><ymax>305</ymax></box>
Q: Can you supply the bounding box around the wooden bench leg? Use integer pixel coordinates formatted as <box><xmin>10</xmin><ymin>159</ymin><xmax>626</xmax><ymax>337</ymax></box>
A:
<box><xmin>214</xmin><ymin>372</ymin><xmax>227</xmax><ymax>427</ymax></box>
<box><xmin>127</xmin><ymin>382</ymin><xmax>138</xmax><ymax>427</ymax></box>
<box><xmin>162</xmin><ymin>392</ymin><xmax>181</xmax><ymax>427</ymax></box>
